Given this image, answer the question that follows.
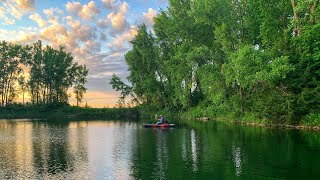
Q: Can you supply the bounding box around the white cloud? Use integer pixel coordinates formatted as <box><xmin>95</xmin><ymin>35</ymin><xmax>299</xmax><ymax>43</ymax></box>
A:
<box><xmin>0</xmin><ymin>0</ymin><xmax>35</xmax><ymax>19</ymax></box>
<box><xmin>102</xmin><ymin>0</ymin><xmax>116</xmax><ymax>10</ymax></box>
<box><xmin>66</xmin><ymin>2</ymin><xmax>82</xmax><ymax>14</ymax></box>
<box><xmin>8</xmin><ymin>3</ymin><xmax>23</xmax><ymax>19</ymax></box>
<box><xmin>40</xmin><ymin>23</ymin><xmax>68</xmax><ymax>47</ymax></box>
<box><xmin>108</xmin><ymin>26</ymin><xmax>137</xmax><ymax>49</ymax></box>
<box><xmin>0</xmin><ymin>27</ymin><xmax>38</xmax><ymax>44</ymax></box>
<box><xmin>141</xmin><ymin>8</ymin><xmax>157</xmax><ymax>27</ymax></box>
<box><xmin>16</xmin><ymin>30</ymin><xmax>38</xmax><ymax>43</ymax></box>
<box><xmin>107</xmin><ymin>2</ymin><xmax>129</xmax><ymax>32</ymax></box>
<box><xmin>15</xmin><ymin>0</ymin><xmax>35</xmax><ymax>11</ymax></box>
<box><xmin>0</xmin><ymin>7</ymin><xmax>15</xmax><ymax>25</ymax></box>
<box><xmin>85</xmin><ymin>40</ymin><xmax>101</xmax><ymax>54</ymax></box>
<box><xmin>29</xmin><ymin>13</ymin><xmax>46</xmax><ymax>28</ymax></box>
<box><xmin>65</xmin><ymin>16</ymin><xmax>81</xmax><ymax>29</ymax></box>
<box><xmin>72</xmin><ymin>24</ymin><xmax>96</xmax><ymax>42</ymax></box>
<box><xmin>43</xmin><ymin>8</ymin><xmax>63</xmax><ymax>19</ymax></box>
<box><xmin>43</xmin><ymin>8</ymin><xmax>63</xmax><ymax>25</ymax></box>
<box><xmin>43</xmin><ymin>8</ymin><xmax>55</xmax><ymax>17</ymax></box>
<box><xmin>66</xmin><ymin>1</ymin><xmax>100</xmax><ymax>20</ymax></box>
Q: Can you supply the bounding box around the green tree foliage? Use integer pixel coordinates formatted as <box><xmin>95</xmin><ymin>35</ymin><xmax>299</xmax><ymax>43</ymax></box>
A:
<box><xmin>73</xmin><ymin>64</ymin><xmax>89</xmax><ymax>106</ymax></box>
<box><xmin>111</xmin><ymin>0</ymin><xmax>320</xmax><ymax>123</ymax></box>
<box><xmin>0</xmin><ymin>41</ymin><xmax>23</xmax><ymax>106</ymax></box>
<box><xmin>109</xmin><ymin>74</ymin><xmax>138</xmax><ymax>106</ymax></box>
<box><xmin>0</xmin><ymin>40</ymin><xmax>88</xmax><ymax>107</ymax></box>
<box><xmin>125</xmin><ymin>24</ymin><xmax>163</xmax><ymax>107</ymax></box>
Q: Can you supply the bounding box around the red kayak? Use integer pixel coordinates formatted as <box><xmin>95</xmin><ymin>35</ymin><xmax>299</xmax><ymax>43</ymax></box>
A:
<box><xmin>144</xmin><ymin>123</ymin><xmax>175</xmax><ymax>128</ymax></box>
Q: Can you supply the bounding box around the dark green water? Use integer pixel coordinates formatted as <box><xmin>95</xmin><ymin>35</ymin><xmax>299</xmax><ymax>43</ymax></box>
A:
<box><xmin>0</xmin><ymin>119</ymin><xmax>320</xmax><ymax>179</ymax></box>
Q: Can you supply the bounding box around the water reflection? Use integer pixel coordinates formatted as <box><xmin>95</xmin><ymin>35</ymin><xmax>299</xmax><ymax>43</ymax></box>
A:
<box><xmin>153</xmin><ymin>128</ymin><xmax>169</xmax><ymax>179</ymax></box>
<box><xmin>190</xmin><ymin>129</ymin><xmax>198</xmax><ymax>172</ymax></box>
<box><xmin>1</xmin><ymin>119</ymin><xmax>320</xmax><ymax>179</ymax></box>
<box><xmin>232</xmin><ymin>145</ymin><xmax>242</xmax><ymax>176</ymax></box>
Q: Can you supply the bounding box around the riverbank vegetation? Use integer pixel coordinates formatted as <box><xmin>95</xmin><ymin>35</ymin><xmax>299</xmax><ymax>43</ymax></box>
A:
<box><xmin>0</xmin><ymin>103</ymin><xmax>139</xmax><ymax>119</ymax></box>
<box><xmin>111</xmin><ymin>0</ymin><xmax>320</xmax><ymax>125</ymax></box>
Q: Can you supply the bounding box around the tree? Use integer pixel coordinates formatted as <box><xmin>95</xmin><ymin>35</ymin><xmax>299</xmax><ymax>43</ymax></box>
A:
<box><xmin>109</xmin><ymin>74</ymin><xmax>138</xmax><ymax>106</ymax></box>
<box><xmin>125</xmin><ymin>24</ymin><xmax>161</xmax><ymax>106</ymax></box>
<box><xmin>0</xmin><ymin>41</ymin><xmax>23</xmax><ymax>106</ymax></box>
<box><xmin>73</xmin><ymin>64</ymin><xmax>88</xmax><ymax>106</ymax></box>
<box><xmin>18</xmin><ymin>75</ymin><xmax>27</xmax><ymax>105</ymax></box>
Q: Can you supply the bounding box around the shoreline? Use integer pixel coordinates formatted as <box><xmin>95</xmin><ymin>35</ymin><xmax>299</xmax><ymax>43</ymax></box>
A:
<box><xmin>192</xmin><ymin>116</ymin><xmax>320</xmax><ymax>131</ymax></box>
<box><xmin>1</xmin><ymin>109</ymin><xmax>320</xmax><ymax>130</ymax></box>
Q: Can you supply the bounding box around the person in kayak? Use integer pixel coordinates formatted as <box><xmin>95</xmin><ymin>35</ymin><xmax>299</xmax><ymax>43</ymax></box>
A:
<box><xmin>156</xmin><ymin>115</ymin><xmax>164</xmax><ymax>124</ymax></box>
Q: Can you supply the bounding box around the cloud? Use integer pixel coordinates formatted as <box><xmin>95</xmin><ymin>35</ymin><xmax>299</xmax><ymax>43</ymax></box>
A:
<box><xmin>66</xmin><ymin>1</ymin><xmax>100</xmax><ymax>20</ymax></box>
<box><xmin>16</xmin><ymin>30</ymin><xmax>38</xmax><ymax>44</ymax></box>
<box><xmin>7</xmin><ymin>3</ymin><xmax>23</xmax><ymax>19</ymax></box>
<box><xmin>107</xmin><ymin>2</ymin><xmax>129</xmax><ymax>32</ymax></box>
<box><xmin>108</xmin><ymin>26</ymin><xmax>138</xmax><ymax>49</ymax></box>
<box><xmin>0</xmin><ymin>0</ymin><xmax>35</xmax><ymax>19</ymax></box>
<box><xmin>72</xmin><ymin>24</ymin><xmax>96</xmax><ymax>42</ymax></box>
<box><xmin>15</xmin><ymin>0</ymin><xmax>35</xmax><ymax>11</ymax></box>
<box><xmin>0</xmin><ymin>0</ymin><xmax>168</xmax><ymax>108</ymax></box>
<box><xmin>85</xmin><ymin>40</ymin><xmax>101</xmax><ymax>54</ymax></box>
<box><xmin>97</xmin><ymin>18</ymin><xmax>108</xmax><ymax>28</ymax></box>
<box><xmin>65</xmin><ymin>16</ymin><xmax>81</xmax><ymax>29</ymax></box>
<box><xmin>69</xmin><ymin>90</ymin><xmax>121</xmax><ymax>107</ymax></box>
<box><xmin>141</xmin><ymin>8</ymin><xmax>157</xmax><ymax>27</ymax></box>
<box><xmin>66</xmin><ymin>2</ymin><xmax>82</xmax><ymax>14</ymax></box>
<box><xmin>39</xmin><ymin>23</ymin><xmax>68</xmax><ymax>48</ymax></box>
<box><xmin>29</xmin><ymin>13</ymin><xmax>46</xmax><ymax>28</ymax></box>
<box><xmin>0</xmin><ymin>27</ymin><xmax>39</xmax><ymax>44</ymax></box>
<box><xmin>43</xmin><ymin>8</ymin><xmax>63</xmax><ymax>19</ymax></box>
<box><xmin>0</xmin><ymin>7</ymin><xmax>15</xmax><ymax>25</ymax></box>
<box><xmin>100</xmin><ymin>32</ymin><xmax>107</xmax><ymax>41</ymax></box>
<box><xmin>84</xmin><ymin>48</ymin><xmax>130</xmax><ymax>78</ymax></box>
<box><xmin>102</xmin><ymin>0</ymin><xmax>116</xmax><ymax>10</ymax></box>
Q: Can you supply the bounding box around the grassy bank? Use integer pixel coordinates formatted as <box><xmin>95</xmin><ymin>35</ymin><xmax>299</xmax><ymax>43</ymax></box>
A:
<box><xmin>0</xmin><ymin>104</ymin><xmax>139</xmax><ymax>119</ymax></box>
<box><xmin>178</xmin><ymin>105</ymin><xmax>320</xmax><ymax>129</ymax></box>
<box><xmin>2</xmin><ymin>103</ymin><xmax>320</xmax><ymax>129</ymax></box>
<box><xmin>137</xmin><ymin>104</ymin><xmax>320</xmax><ymax>129</ymax></box>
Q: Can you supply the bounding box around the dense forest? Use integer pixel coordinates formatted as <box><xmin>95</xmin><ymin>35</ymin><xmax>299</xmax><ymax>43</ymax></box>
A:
<box><xmin>111</xmin><ymin>0</ymin><xmax>320</xmax><ymax>124</ymax></box>
<box><xmin>0</xmin><ymin>40</ymin><xmax>88</xmax><ymax>107</ymax></box>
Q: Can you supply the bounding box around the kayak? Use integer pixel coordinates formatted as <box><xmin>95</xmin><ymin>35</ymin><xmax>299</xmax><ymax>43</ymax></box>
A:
<box><xmin>144</xmin><ymin>123</ymin><xmax>175</xmax><ymax>128</ymax></box>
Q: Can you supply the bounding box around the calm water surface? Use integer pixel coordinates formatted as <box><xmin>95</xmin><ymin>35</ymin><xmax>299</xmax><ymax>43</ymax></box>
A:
<box><xmin>0</xmin><ymin>119</ymin><xmax>320</xmax><ymax>179</ymax></box>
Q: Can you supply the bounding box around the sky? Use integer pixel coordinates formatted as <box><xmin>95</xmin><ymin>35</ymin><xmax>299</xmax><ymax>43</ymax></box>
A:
<box><xmin>0</xmin><ymin>0</ymin><xmax>168</xmax><ymax>107</ymax></box>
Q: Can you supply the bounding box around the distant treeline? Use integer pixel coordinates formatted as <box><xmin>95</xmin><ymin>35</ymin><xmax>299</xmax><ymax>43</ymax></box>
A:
<box><xmin>0</xmin><ymin>103</ymin><xmax>139</xmax><ymax>119</ymax></box>
<box><xmin>111</xmin><ymin>0</ymin><xmax>320</xmax><ymax>124</ymax></box>
<box><xmin>0</xmin><ymin>40</ymin><xmax>88</xmax><ymax>107</ymax></box>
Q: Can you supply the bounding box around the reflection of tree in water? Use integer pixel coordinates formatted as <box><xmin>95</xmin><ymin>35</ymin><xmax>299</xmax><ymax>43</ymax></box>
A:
<box><xmin>190</xmin><ymin>129</ymin><xmax>198</xmax><ymax>172</ymax></box>
<box><xmin>232</xmin><ymin>145</ymin><xmax>242</xmax><ymax>176</ymax></box>
<box><xmin>152</xmin><ymin>128</ymin><xmax>169</xmax><ymax>179</ymax></box>
<box><xmin>31</xmin><ymin>121</ymin><xmax>70</xmax><ymax>175</ymax></box>
<box><xmin>111</xmin><ymin>122</ymin><xmax>135</xmax><ymax>179</ymax></box>
<box><xmin>129</xmin><ymin>127</ymin><xmax>160</xmax><ymax>179</ymax></box>
<box><xmin>32</xmin><ymin>121</ymin><xmax>89</xmax><ymax>177</ymax></box>
<box><xmin>0</xmin><ymin>121</ymin><xmax>35</xmax><ymax>178</ymax></box>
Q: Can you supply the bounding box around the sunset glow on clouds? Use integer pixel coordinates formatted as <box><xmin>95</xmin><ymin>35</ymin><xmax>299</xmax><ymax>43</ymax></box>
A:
<box><xmin>0</xmin><ymin>0</ymin><xmax>167</xmax><ymax>107</ymax></box>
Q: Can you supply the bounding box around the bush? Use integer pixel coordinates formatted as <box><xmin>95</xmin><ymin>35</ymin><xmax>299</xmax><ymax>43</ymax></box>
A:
<box><xmin>301</xmin><ymin>113</ymin><xmax>320</xmax><ymax>126</ymax></box>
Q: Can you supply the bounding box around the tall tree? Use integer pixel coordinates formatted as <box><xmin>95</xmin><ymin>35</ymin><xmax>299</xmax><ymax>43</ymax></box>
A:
<box><xmin>125</xmin><ymin>24</ymin><xmax>161</xmax><ymax>106</ymax></box>
<box><xmin>73</xmin><ymin>64</ymin><xmax>88</xmax><ymax>106</ymax></box>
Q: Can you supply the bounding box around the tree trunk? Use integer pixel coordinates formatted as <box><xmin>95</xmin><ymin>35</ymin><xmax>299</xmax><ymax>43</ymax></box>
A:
<box><xmin>309</xmin><ymin>1</ymin><xmax>318</xmax><ymax>25</ymax></box>
<box><xmin>291</xmin><ymin>0</ymin><xmax>300</xmax><ymax>35</ymax></box>
<box><xmin>239</xmin><ymin>85</ymin><xmax>244</xmax><ymax>115</ymax></box>
<box><xmin>36</xmin><ymin>91</ymin><xmax>39</xmax><ymax>104</ymax></box>
<box><xmin>76</xmin><ymin>91</ymin><xmax>79</xmax><ymax>106</ymax></box>
<box><xmin>5</xmin><ymin>74</ymin><xmax>12</xmax><ymax>106</ymax></box>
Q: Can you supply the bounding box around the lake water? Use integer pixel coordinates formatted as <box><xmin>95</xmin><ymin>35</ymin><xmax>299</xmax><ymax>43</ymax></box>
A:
<box><xmin>0</xmin><ymin>119</ymin><xmax>320</xmax><ymax>179</ymax></box>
